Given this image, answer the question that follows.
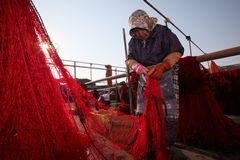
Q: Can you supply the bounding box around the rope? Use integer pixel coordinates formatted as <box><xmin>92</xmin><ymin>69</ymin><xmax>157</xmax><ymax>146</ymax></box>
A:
<box><xmin>143</xmin><ymin>0</ymin><xmax>206</xmax><ymax>55</ymax></box>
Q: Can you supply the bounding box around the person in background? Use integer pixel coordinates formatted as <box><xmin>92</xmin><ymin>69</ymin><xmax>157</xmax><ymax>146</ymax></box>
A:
<box><xmin>92</xmin><ymin>89</ymin><xmax>100</xmax><ymax>100</ymax></box>
<box><xmin>98</xmin><ymin>90</ymin><xmax>111</xmax><ymax>106</ymax></box>
<box><xmin>125</xmin><ymin>9</ymin><xmax>184</xmax><ymax>146</ymax></box>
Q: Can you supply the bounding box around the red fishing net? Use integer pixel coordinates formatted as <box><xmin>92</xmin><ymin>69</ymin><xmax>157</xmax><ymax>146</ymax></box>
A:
<box><xmin>0</xmin><ymin>0</ymin><xmax>168</xmax><ymax>159</ymax></box>
<box><xmin>176</xmin><ymin>56</ymin><xmax>240</xmax><ymax>150</ymax></box>
<box><xmin>209</xmin><ymin>69</ymin><xmax>240</xmax><ymax>115</ymax></box>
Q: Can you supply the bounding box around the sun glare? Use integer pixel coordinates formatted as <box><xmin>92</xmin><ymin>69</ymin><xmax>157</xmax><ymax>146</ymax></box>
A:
<box><xmin>40</xmin><ymin>43</ymin><xmax>49</xmax><ymax>54</ymax></box>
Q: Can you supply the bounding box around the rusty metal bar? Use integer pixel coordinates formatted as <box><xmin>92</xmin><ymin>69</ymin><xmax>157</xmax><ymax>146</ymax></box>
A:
<box><xmin>196</xmin><ymin>46</ymin><xmax>240</xmax><ymax>62</ymax></box>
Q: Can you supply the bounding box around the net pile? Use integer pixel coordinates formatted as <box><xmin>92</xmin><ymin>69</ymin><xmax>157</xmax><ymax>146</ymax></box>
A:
<box><xmin>209</xmin><ymin>69</ymin><xmax>240</xmax><ymax>115</ymax></box>
<box><xmin>0</xmin><ymin>0</ymin><xmax>168</xmax><ymax>159</ymax></box>
<box><xmin>176</xmin><ymin>56</ymin><xmax>240</xmax><ymax>150</ymax></box>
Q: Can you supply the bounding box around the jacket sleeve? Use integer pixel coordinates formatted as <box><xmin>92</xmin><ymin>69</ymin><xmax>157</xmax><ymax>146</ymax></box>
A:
<box><xmin>164</xmin><ymin>27</ymin><xmax>184</xmax><ymax>56</ymax></box>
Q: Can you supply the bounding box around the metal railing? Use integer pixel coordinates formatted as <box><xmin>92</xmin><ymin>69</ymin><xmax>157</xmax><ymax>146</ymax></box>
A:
<box><xmin>84</xmin><ymin>46</ymin><xmax>240</xmax><ymax>85</ymax></box>
<box><xmin>61</xmin><ymin>59</ymin><xmax>126</xmax><ymax>81</ymax></box>
<box><xmin>58</xmin><ymin>46</ymin><xmax>240</xmax><ymax>87</ymax></box>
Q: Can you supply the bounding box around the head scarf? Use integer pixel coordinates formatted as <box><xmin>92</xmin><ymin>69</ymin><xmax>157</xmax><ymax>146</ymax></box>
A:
<box><xmin>128</xmin><ymin>9</ymin><xmax>157</xmax><ymax>36</ymax></box>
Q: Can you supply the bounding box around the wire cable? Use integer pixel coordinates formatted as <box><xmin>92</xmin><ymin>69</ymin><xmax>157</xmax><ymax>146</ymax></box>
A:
<box><xmin>143</xmin><ymin>0</ymin><xmax>206</xmax><ymax>55</ymax></box>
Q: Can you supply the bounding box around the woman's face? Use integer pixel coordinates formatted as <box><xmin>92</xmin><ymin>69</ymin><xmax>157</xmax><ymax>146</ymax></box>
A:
<box><xmin>131</xmin><ymin>29</ymin><xmax>150</xmax><ymax>40</ymax></box>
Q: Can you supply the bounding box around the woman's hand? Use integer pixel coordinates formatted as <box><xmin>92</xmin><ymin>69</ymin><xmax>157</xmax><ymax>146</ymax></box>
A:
<box><xmin>147</xmin><ymin>61</ymin><xmax>171</xmax><ymax>79</ymax></box>
<box><xmin>131</xmin><ymin>62</ymin><xmax>148</xmax><ymax>75</ymax></box>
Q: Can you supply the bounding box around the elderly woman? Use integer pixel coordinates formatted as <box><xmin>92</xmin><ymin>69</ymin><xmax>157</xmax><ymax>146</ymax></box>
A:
<box><xmin>125</xmin><ymin>9</ymin><xmax>184</xmax><ymax>145</ymax></box>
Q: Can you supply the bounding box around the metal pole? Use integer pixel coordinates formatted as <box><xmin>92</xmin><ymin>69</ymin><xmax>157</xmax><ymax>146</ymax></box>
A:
<box><xmin>114</xmin><ymin>68</ymin><xmax>119</xmax><ymax>103</ymax></box>
<box><xmin>122</xmin><ymin>28</ymin><xmax>134</xmax><ymax>115</ymax></box>
<box><xmin>90</xmin><ymin>63</ymin><xmax>93</xmax><ymax>80</ymax></box>
<box><xmin>74</xmin><ymin>61</ymin><xmax>76</xmax><ymax>79</ymax></box>
<box><xmin>115</xmin><ymin>68</ymin><xmax>118</xmax><ymax>85</ymax></box>
<box><xmin>196</xmin><ymin>46</ymin><xmax>240</xmax><ymax>62</ymax></box>
<box><xmin>85</xmin><ymin>73</ymin><xmax>126</xmax><ymax>85</ymax></box>
<box><xmin>143</xmin><ymin>0</ymin><xmax>206</xmax><ymax>55</ymax></box>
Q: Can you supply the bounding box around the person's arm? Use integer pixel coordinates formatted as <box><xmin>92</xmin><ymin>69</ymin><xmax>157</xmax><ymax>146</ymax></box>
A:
<box><xmin>125</xmin><ymin>59</ymin><xmax>148</xmax><ymax>75</ymax></box>
<box><xmin>147</xmin><ymin>26</ymin><xmax>184</xmax><ymax>79</ymax></box>
<box><xmin>163</xmin><ymin>52</ymin><xmax>182</xmax><ymax>67</ymax></box>
<box><xmin>147</xmin><ymin>52</ymin><xmax>182</xmax><ymax>78</ymax></box>
<box><xmin>125</xmin><ymin>59</ymin><xmax>137</xmax><ymax>69</ymax></box>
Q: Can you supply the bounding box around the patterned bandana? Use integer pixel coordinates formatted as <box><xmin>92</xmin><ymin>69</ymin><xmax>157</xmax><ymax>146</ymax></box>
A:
<box><xmin>128</xmin><ymin>9</ymin><xmax>157</xmax><ymax>37</ymax></box>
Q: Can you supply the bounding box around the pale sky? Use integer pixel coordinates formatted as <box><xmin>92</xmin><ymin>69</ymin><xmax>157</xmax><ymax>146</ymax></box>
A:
<box><xmin>32</xmin><ymin>0</ymin><xmax>240</xmax><ymax>80</ymax></box>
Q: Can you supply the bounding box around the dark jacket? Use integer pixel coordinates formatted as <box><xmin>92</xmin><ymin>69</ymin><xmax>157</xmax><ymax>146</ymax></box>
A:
<box><xmin>128</xmin><ymin>24</ymin><xmax>184</xmax><ymax>67</ymax></box>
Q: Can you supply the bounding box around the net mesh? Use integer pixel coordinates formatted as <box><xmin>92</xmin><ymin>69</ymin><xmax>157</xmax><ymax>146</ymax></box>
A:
<box><xmin>0</xmin><ymin>0</ymin><xmax>168</xmax><ymax>159</ymax></box>
<box><xmin>177</xmin><ymin>56</ymin><xmax>240</xmax><ymax>150</ymax></box>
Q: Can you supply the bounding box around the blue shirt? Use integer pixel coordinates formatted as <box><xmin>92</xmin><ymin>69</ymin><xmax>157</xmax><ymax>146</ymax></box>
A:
<box><xmin>128</xmin><ymin>24</ymin><xmax>184</xmax><ymax>67</ymax></box>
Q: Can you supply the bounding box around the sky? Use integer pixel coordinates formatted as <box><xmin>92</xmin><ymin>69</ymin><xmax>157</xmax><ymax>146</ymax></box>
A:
<box><xmin>32</xmin><ymin>0</ymin><xmax>240</xmax><ymax>80</ymax></box>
